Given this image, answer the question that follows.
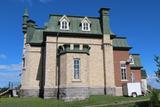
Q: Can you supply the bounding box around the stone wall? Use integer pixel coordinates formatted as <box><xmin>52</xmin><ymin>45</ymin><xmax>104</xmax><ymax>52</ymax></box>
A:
<box><xmin>21</xmin><ymin>45</ymin><xmax>43</xmax><ymax>97</ymax></box>
<box><xmin>21</xmin><ymin>35</ymin><xmax>123</xmax><ymax>99</ymax></box>
<box><xmin>44</xmin><ymin>36</ymin><xmax>57</xmax><ymax>98</ymax></box>
<box><xmin>59</xmin><ymin>52</ymin><xmax>89</xmax><ymax>100</ymax></box>
<box><xmin>46</xmin><ymin>36</ymin><xmax>105</xmax><ymax>89</ymax></box>
<box><xmin>102</xmin><ymin>35</ymin><xmax>116</xmax><ymax>95</ymax></box>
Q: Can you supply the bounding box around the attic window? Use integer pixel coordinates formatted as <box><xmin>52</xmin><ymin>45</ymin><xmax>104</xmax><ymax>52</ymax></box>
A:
<box><xmin>129</xmin><ymin>55</ymin><xmax>134</xmax><ymax>64</ymax></box>
<box><xmin>81</xmin><ymin>17</ymin><xmax>91</xmax><ymax>31</ymax></box>
<box><xmin>59</xmin><ymin>15</ymin><xmax>70</xmax><ymax>30</ymax></box>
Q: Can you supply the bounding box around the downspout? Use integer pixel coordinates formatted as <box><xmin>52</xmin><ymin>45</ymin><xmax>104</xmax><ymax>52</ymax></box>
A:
<box><xmin>56</xmin><ymin>33</ymin><xmax>60</xmax><ymax>99</ymax></box>
<box><xmin>102</xmin><ymin>44</ymin><xmax>107</xmax><ymax>95</ymax></box>
<box><xmin>40</xmin><ymin>45</ymin><xmax>44</xmax><ymax>98</ymax></box>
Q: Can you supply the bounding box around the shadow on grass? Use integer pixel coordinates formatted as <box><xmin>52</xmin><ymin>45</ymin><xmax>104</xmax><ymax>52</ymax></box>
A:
<box><xmin>134</xmin><ymin>101</ymin><xmax>149</xmax><ymax>107</ymax></box>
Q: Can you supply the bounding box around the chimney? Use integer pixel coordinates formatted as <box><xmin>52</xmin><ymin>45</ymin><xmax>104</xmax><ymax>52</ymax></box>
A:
<box><xmin>99</xmin><ymin>8</ymin><xmax>112</xmax><ymax>35</ymax></box>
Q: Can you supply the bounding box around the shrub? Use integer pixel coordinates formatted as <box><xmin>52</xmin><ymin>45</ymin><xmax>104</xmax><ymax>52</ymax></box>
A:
<box><xmin>150</xmin><ymin>90</ymin><xmax>160</xmax><ymax>107</ymax></box>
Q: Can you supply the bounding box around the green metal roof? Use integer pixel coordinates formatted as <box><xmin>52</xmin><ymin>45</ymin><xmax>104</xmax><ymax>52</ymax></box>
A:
<box><xmin>26</xmin><ymin>28</ymin><xmax>132</xmax><ymax>49</ymax></box>
<box><xmin>25</xmin><ymin>12</ymin><xmax>131</xmax><ymax>50</ymax></box>
<box><xmin>130</xmin><ymin>54</ymin><xmax>143</xmax><ymax>68</ymax></box>
<box><xmin>112</xmin><ymin>37</ymin><xmax>131</xmax><ymax>49</ymax></box>
<box><xmin>141</xmin><ymin>69</ymin><xmax>147</xmax><ymax>79</ymax></box>
<box><xmin>29</xmin><ymin>29</ymin><xmax>43</xmax><ymax>44</ymax></box>
<box><xmin>45</xmin><ymin>15</ymin><xmax>103</xmax><ymax>35</ymax></box>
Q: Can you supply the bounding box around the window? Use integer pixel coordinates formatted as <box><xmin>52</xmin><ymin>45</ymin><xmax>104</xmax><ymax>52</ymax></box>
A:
<box><xmin>81</xmin><ymin>17</ymin><xmax>91</xmax><ymax>31</ymax></box>
<box><xmin>60</xmin><ymin>20</ymin><xmax>69</xmax><ymax>30</ymax></box>
<box><xmin>82</xmin><ymin>22</ymin><xmax>90</xmax><ymax>31</ymax></box>
<box><xmin>129</xmin><ymin>55</ymin><xmax>134</xmax><ymax>64</ymax></box>
<box><xmin>131</xmin><ymin>71</ymin><xmax>135</xmax><ymax>82</ymax></box>
<box><xmin>73</xmin><ymin>58</ymin><xmax>80</xmax><ymax>80</ymax></box>
<box><xmin>22</xmin><ymin>57</ymin><xmax>25</xmax><ymax>70</ymax></box>
<box><xmin>59</xmin><ymin>15</ymin><xmax>70</xmax><ymax>30</ymax></box>
<box><xmin>120</xmin><ymin>61</ymin><xmax>127</xmax><ymax>80</ymax></box>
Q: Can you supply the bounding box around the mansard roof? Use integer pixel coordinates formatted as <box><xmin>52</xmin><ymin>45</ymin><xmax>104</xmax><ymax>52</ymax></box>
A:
<box><xmin>24</xmin><ymin>8</ymin><xmax>132</xmax><ymax>50</ymax></box>
<box><xmin>45</xmin><ymin>15</ymin><xmax>102</xmax><ymax>35</ymax></box>
<box><xmin>130</xmin><ymin>54</ymin><xmax>143</xmax><ymax>69</ymax></box>
<box><xmin>81</xmin><ymin>17</ymin><xmax>91</xmax><ymax>24</ymax></box>
<box><xmin>59</xmin><ymin>15</ymin><xmax>70</xmax><ymax>22</ymax></box>
<box><xmin>112</xmin><ymin>37</ymin><xmax>132</xmax><ymax>50</ymax></box>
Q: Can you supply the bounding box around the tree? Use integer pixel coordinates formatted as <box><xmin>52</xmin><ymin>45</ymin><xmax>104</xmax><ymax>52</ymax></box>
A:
<box><xmin>149</xmin><ymin>55</ymin><xmax>160</xmax><ymax>107</ymax></box>
<box><xmin>150</xmin><ymin>90</ymin><xmax>160</xmax><ymax>107</ymax></box>
<box><xmin>154</xmin><ymin>55</ymin><xmax>160</xmax><ymax>79</ymax></box>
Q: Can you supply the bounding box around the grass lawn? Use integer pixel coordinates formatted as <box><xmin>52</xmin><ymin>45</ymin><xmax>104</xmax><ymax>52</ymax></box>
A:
<box><xmin>0</xmin><ymin>95</ymin><xmax>150</xmax><ymax>107</ymax></box>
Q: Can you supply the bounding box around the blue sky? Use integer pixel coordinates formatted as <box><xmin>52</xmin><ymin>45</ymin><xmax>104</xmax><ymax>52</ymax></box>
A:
<box><xmin>0</xmin><ymin>0</ymin><xmax>160</xmax><ymax>88</ymax></box>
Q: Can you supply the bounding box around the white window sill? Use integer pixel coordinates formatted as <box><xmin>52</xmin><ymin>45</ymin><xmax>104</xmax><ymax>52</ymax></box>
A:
<box><xmin>121</xmin><ymin>80</ymin><xmax>128</xmax><ymax>82</ymax></box>
<box><xmin>72</xmin><ymin>79</ymin><xmax>81</xmax><ymax>82</ymax></box>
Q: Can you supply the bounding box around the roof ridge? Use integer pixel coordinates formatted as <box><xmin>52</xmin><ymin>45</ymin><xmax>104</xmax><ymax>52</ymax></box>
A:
<box><xmin>49</xmin><ymin>14</ymin><xmax>99</xmax><ymax>19</ymax></box>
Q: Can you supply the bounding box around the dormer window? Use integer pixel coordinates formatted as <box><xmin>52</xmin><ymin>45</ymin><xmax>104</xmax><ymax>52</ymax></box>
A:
<box><xmin>81</xmin><ymin>17</ymin><xmax>91</xmax><ymax>31</ymax></box>
<box><xmin>59</xmin><ymin>15</ymin><xmax>70</xmax><ymax>30</ymax></box>
<box><xmin>129</xmin><ymin>55</ymin><xmax>134</xmax><ymax>64</ymax></box>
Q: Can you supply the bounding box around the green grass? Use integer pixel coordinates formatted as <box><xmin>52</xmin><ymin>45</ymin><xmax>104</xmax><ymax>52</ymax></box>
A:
<box><xmin>0</xmin><ymin>95</ymin><xmax>150</xmax><ymax>107</ymax></box>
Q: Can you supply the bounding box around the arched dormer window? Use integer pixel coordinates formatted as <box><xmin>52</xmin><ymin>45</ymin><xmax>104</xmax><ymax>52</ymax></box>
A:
<box><xmin>129</xmin><ymin>55</ymin><xmax>134</xmax><ymax>64</ymax></box>
<box><xmin>59</xmin><ymin>15</ymin><xmax>70</xmax><ymax>30</ymax></box>
<box><xmin>81</xmin><ymin>17</ymin><xmax>91</xmax><ymax>31</ymax></box>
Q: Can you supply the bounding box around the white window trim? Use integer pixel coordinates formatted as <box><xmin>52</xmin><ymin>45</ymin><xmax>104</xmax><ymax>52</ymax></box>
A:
<box><xmin>120</xmin><ymin>61</ymin><xmax>128</xmax><ymax>81</ymax></box>
<box><xmin>72</xmin><ymin>58</ymin><xmax>81</xmax><ymax>81</ymax></box>
<box><xmin>59</xmin><ymin>15</ymin><xmax>70</xmax><ymax>30</ymax></box>
<box><xmin>131</xmin><ymin>71</ymin><xmax>136</xmax><ymax>82</ymax></box>
<box><xmin>81</xmin><ymin>17</ymin><xmax>91</xmax><ymax>31</ymax></box>
<box><xmin>129</xmin><ymin>55</ymin><xmax>134</xmax><ymax>64</ymax></box>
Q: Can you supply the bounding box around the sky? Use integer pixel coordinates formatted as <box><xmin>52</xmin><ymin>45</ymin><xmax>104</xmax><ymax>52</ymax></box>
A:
<box><xmin>0</xmin><ymin>0</ymin><xmax>160</xmax><ymax>88</ymax></box>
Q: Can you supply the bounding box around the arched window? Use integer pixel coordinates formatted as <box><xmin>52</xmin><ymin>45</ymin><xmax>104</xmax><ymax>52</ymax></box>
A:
<box><xmin>81</xmin><ymin>17</ymin><xmax>91</xmax><ymax>31</ymax></box>
<box><xmin>82</xmin><ymin>22</ymin><xmax>90</xmax><ymax>31</ymax></box>
<box><xmin>61</xmin><ymin>20</ymin><xmax>68</xmax><ymax>30</ymax></box>
<box><xmin>129</xmin><ymin>55</ymin><xmax>134</xmax><ymax>64</ymax></box>
<box><xmin>59</xmin><ymin>15</ymin><xmax>70</xmax><ymax>30</ymax></box>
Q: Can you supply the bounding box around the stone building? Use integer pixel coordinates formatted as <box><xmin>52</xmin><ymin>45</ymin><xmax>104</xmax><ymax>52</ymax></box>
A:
<box><xmin>21</xmin><ymin>8</ymin><xmax>143</xmax><ymax>101</ymax></box>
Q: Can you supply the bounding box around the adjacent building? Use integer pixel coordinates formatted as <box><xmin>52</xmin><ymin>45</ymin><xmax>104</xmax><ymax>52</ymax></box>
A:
<box><xmin>21</xmin><ymin>8</ymin><xmax>143</xmax><ymax>101</ymax></box>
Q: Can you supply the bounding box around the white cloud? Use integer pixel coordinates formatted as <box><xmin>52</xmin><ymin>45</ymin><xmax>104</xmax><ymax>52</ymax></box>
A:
<box><xmin>0</xmin><ymin>54</ymin><xmax>7</xmax><ymax>59</ymax></box>
<box><xmin>0</xmin><ymin>64</ymin><xmax>21</xmax><ymax>71</ymax></box>
<box><xmin>0</xmin><ymin>74</ymin><xmax>17</xmax><ymax>79</ymax></box>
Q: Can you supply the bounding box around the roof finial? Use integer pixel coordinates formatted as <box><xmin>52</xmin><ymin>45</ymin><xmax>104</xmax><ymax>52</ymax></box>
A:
<box><xmin>23</xmin><ymin>8</ymin><xmax>29</xmax><ymax>17</ymax></box>
<box><xmin>22</xmin><ymin>8</ymin><xmax>29</xmax><ymax>33</ymax></box>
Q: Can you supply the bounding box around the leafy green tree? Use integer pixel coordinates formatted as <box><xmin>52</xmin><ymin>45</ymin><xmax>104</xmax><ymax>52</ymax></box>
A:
<box><xmin>154</xmin><ymin>55</ymin><xmax>160</xmax><ymax>79</ymax></box>
<box><xmin>149</xmin><ymin>55</ymin><xmax>160</xmax><ymax>107</ymax></box>
<box><xmin>150</xmin><ymin>90</ymin><xmax>160</xmax><ymax>107</ymax></box>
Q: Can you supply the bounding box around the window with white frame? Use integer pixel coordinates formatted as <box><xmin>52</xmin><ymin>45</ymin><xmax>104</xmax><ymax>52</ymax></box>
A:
<box><xmin>129</xmin><ymin>55</ymin><xmax>134</xmax><ymax>64</ymax></box>
<box><xmin>73</xmin><ymin>58</ymin><xmax>80</xmax><ymax>80</ymax></box>
<box><xmin>59</xmin><ymin>15</ymin><xmax>70</xmax><ymax>30</ymax></box>
<box><xmin>120</xmin><ymin>61</ymin><xmax>127</xmax><ymax>80</ymax></box>
<box><xmin>131</xmin><ymin>71</ymin><xmax>136</xmax><ymax>82</ymax></box>
<box><xmin>82</xmin><ymin>22</ymin><xmax>90</xmax><ymax>31</ymax></box>
<box><xmin>81</xmin><ymin>17</ymin><xmax>91</xmax><ymax>31</ymax></box>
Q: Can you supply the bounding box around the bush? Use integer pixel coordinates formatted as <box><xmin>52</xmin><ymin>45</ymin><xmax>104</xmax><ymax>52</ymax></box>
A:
<box><xmin>150</xmin><ymin>90</ymin><xmax>160</xmax><ymax>107</ymax></box>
